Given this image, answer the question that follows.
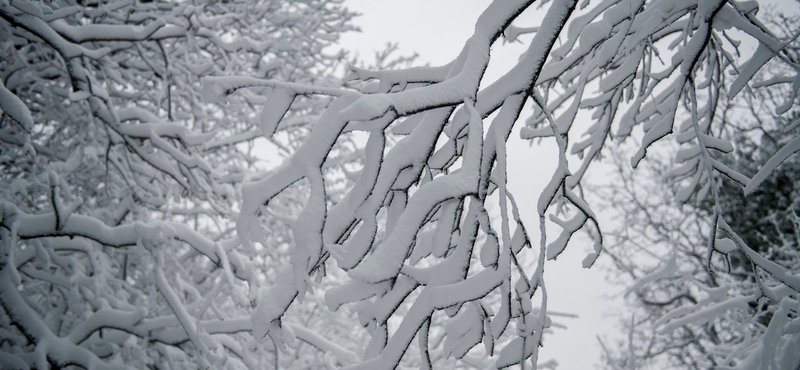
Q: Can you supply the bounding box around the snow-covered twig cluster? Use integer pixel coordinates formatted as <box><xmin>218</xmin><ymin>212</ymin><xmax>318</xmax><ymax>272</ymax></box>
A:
<box><xmin>0</xmin><ymin>0</ymin><xmax>362</xmax><ymax>368</ymax></box>
<box><xmin>597</xmin><ymin>39</ymin><xmax>800</xmax><ymax>365</ymax></box>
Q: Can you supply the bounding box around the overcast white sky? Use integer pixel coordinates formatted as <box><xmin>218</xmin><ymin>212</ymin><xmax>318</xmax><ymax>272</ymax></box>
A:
<box><xmin>338</xmin><ymin>1</ymin><xmax>628</xmax><ymax>368</ymax></box>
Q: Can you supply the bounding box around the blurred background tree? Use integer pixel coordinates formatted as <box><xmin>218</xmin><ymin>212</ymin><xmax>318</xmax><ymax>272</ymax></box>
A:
<box><xmin>597</xmin><ymin>9</ymin><xmax>800</xmax><ymax>369</ymax></box>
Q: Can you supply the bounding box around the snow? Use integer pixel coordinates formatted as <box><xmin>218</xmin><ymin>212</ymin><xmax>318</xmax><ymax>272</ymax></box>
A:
<box><xmin>325</xmin><ymin>279</ymin><xmax>389</xmax><ymax>311</ymax></box>
<box><xmin>49</xmin><ymin>18</ymin><xmax>165</xmax><ymax>42</ymax></box>
<box><xmin>720</xmin><ymin>220</ymin><xmax>800</xmax><ymax>292</ymax></box>
<box><xmin>658</xmin><ymin>296</ymin><xmax>751</xmax><ymax>333</ymax></box>
<box><xmin>291</xmin><ymin>325</ymin><xmax>359</xmax><ymax>366</ymax></box>
<box><xmin>259</xmin><ymin>88</ymin><xmax>295</xmax><ymax>138</ymax></box>
<box><xmin>579</xmin><ymin>20</ymin><xmax>612</xmax><ymax>55</ymax></box>
<box><xmin>442</xmin><ymin>303</ymin><xmax>484</xmax><ymax>359</ymax></box>
<box><xmin>0</xmin><ymin>79</ymin><xmax>33</xmax><ymax>130</ymax></box>
<box><xmin>153</xmin><ymin>250</ymin><xmax>211</xmax><ymax>356</ymax></box>
<box><xmin>745</xmin><ymin>136</ymin><xmax>800</xmax><ymax>195</ymax></box>
<box><xmin>347</xmin><ymin>101</ymin><xmax>486</xmax><ymax>284</ymax></box>
<box><xmin>729</xmin><ymin>42</ymin><xmax>775</xmax><ymax>99</ymax></box>
<box><xmin>623</xmin><ymin>255</ymin><xmax>679</xmax><ymax>298</ymax></box>
<box><xmin>597</xmin><ymin>19</ymin><xmax>632</xmax><ymax>67</ymax></box>
<box><xmin>10</xmin><ymin>0</ymin><xmax>43</xmax><ymax>17</ymax></box>
<box><xmin>602</xmin><ymin>45</ymin><xmax>645</xmax><ymax>92</ymax></box>
<box><xmin>632</xmin><ymin>105</ymin><xmax>676</xmax><ymax>168</ymax></box>
<box><xmin>250</xmin><ymin>269</ymin><xmax>297</xmax><ymax>343</ymax></box>
<box><xmin>0</xmin><ymin>352</ymin><xmax>28</xmax><ymax>370</ymax></box>
<box><xmin>495</xmin><ymin>336</ymin><xmax>537</xmax><ymax>369</ymax></box>
<box><xmin>680</xmin><ymin>22</ymin><xmax>711</xmax><ymax>76</ymax></box>
<box><xmin>66</xmin><ymin>308</ymin><xmax>146</xmax><ymax>344</ymax></box>
<box><xmin>546</xmin><ymin>212</ymin><xmax>588</xmax><ymax>260</ymax></box>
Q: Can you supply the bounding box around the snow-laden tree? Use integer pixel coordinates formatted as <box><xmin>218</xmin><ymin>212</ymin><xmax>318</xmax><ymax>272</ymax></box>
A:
<box><xmin>3</xmin><ymin>0</ymin><xmax>800</xmax><ymax>369</ymax></box>
<box><xmin>596</xmin><ymin>13</ymin><xmax>800</xmax><ymax>368</ymax></box>
<box><xmin>198</xmin><ymin>0</ymin><xmax>800</xmax><ymax>369</ymax></box>
<box><xmin>0</xmin><ymin>0</ymin><xmax>368</xmax><ymax>368</ymax></box>
<box><xmin>598</xmin><ymin>131</ymin><xmax>799</xmax><ymax>370</ymax></box>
